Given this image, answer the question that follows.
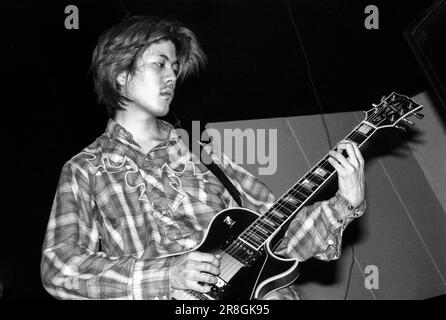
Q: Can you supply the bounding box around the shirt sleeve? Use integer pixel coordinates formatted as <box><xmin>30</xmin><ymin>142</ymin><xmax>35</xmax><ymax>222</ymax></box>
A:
<box><xmin>208</xmin><ymin>146</ymin><xmax>366</xmax><ymax>262</ymax></box>
<box><xmin>273</xmin><ymin>192</ymin><xmax>366</xmax><ymax>262</ymax></box>
<box><xmin>41</xmin><ymin>162</ymin><xmax>175</xmax><ymax>300</ymax></box>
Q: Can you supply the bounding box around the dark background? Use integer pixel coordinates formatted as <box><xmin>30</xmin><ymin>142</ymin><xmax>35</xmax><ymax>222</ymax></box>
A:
<box><xmin>1</xmin><ymin>0</ymin><xmax>442</xmax><ymax>299</ymax></box>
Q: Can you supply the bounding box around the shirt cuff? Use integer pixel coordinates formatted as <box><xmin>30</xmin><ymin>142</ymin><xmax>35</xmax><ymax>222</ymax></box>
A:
<box><xmin>335</xmin><ymin>191</ymin><xmax>367</xmax><ymax>221</ymax></box>
<box><xmin>132</xmin><ymin>259</ymin><xmax>172</xmax><ymax>300</ymax></box>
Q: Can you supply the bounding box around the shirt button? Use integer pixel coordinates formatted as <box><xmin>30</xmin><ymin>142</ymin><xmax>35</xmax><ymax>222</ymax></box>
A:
<box><xmin>327</xmin><ymin>239</ymin><xmax>334</xmax><ymax>246</ymax></box>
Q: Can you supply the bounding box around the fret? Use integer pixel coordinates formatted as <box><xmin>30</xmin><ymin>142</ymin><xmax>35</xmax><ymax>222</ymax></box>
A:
<box><xmin>356</xmin><ymin>123</ymin><xmax>374</xmax><ymax>136</ymax></box>
<box><xmin>348</xmin><ymin>133</ymin><xmax>366</xmax><ymax>144</ymax></box>
<box><xmin>300</xmin><ymin>178</ymin><xmax>317</xmax><ymax>191</ymax></box>
<box><xmin>254</xmin><ymin>230</ymin><xmax>267</xmax><ymax>240</ymax></box>
<box><xmin>347</xmin><ymin>124</ymin><xmax>376</xmax><ymax>145</ymax></box>
<box><xmin>263</xmin><ymin>217</ymin><xmax>279</xmax><ymax>228</ymax></box>
<box><xmin>313</xmin><ymin>166</ymin><xmax>329</xmax><ymax>178</ymax></box>
<box><xmin>282</xmin><ymin>194</ymin><xmax>300</xmax><ymax>206</ymax></box>
<box><xmin>267</xmin><ymin>213</ymin><xmax>283</xmax><ymax>225</ymax></box>
<box><xmin>290</xmin><ymin>189</ymin><xmax>307</xmax><ymax>202</ymax></box>
<box><xmin>295</xmin><ymin>184</ymin><xmax>312</xmax><ymax>196</ymax></box>
<box><xmin>321</xmin><ymin>158</ymin><xmax>336</xmax><ymax>173</ymax></box>
<box><xmin>254</xmin><ymin>226</ymin><xmax>269</xmax><ymax>238</ymax></box>
<box><xmin>270</xmin><ymin>209</ymin><xmax>286</xmax><ymax>220</ymax></box>
<box><xmin>244</xmin><ymin>232</ymin><xmax>263</xmax><ymax>244</ymax></box>
<box><xmin>306</xmin><ymin>172</ymin><xmax>324</xmax><ymax>185</ymax></box>
<box><xmin>275</xmin><ymin>198</ymin><xmax>299</xmax><ymax>214</ymax></box>
<box><xmin>253</xmin><ymin>223</ymin><xmax>269</xmax><ymax>235</ymax></box>
<box><xmin>259</xmin><ymin>221</ymin><xmax>275</xmax><ymax>233</ymax></box>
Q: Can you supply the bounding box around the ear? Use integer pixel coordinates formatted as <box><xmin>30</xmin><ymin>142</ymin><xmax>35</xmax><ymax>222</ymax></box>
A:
<box><xmin>117</xmin><ymin>72</ymin><xmax>128</xmax><ymax>86</ymax></box>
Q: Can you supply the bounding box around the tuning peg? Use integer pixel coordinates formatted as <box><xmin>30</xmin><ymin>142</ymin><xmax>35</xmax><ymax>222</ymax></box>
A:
<box><xmin>395</xmin><ymin>125</ymin><xmax>406</xmax><ymax>132</ymax></box>
<box><xmin>413</xmin><ymin>112</ymin><xmax>424</xmax><ymax>119</ymax></box>
<box><xmin>402</xmin><ymin>118</ymin><xmax>415</xmax><ymax>126</ymax></box>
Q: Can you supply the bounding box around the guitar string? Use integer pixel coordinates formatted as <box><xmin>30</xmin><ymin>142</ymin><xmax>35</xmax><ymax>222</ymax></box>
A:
<box><xmin>226</xmin><ymin>96</ymin><xmax>410</xmax><ymax>259</ymax></box>
<box><xmin>225</xmin><ymin>125</ymin><xmax>371</xmax><ymax>257</ymax></box>
<box><xmin>212</xmin><ymin>122</ymin><xmax>375</xmax><ymax>288</ymax></box>
<box><xmin>186</xmin><ymin>96</ymin><xmax>412</xmax><ymax>296</ymax></box>
<box><xmin>220</xmin><ymin>100</ymin><xmax>414</xmax><ymax>292</ymax></box>
<box><xmin>218</xmin><ymin>99</ymin><xmax>408</xmax><ymax>284</ymax></box>
<box><xmin>240</xmin><ymin>130</ymin><xmax>366</xmax><ymax>242</ymax></box>
<box><xmin>222</xmin><ymin>150</ymin><xmax>359</xmax><ymax>267</ymax></box>
<box><xmin>203</xmin><ymin>97</ymin><xmax>416</xmax><ymax>296</ymax></box>
<box><xmin>222</xmin><ymin>105</ymin><xmax>388</xmax><ymax>263</ymax></box>
<box><xmin>218</xmin><ymin>128</ymin><xmax>371</xmax><ymax>279</ymax></box>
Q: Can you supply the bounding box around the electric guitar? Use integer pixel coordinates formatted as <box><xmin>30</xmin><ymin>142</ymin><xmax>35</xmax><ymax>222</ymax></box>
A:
<box><xmin>169</xmin><ymin>92</ymin><xmax>423</xmax><ymax>300</ymax></box>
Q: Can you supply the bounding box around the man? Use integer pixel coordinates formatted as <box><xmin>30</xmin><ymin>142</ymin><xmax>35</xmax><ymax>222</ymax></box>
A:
<box><xmin>41</xmin><ymin>15</ymin><xmax>366</xmax><ymax>300</ymax></box>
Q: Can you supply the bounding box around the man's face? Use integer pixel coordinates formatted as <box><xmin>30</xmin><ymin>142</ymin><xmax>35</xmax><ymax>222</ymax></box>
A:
<box><xmin>121</xmin><ymin>40</ymin><xmax>179</xmax><ymax>118</ymax></box>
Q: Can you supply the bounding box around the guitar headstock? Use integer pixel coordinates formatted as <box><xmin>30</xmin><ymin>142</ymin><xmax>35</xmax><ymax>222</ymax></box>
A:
<box><xmin>364</xmin><ymin>92</ymin><xmax>423</xmax><ymax>131</ymax></box>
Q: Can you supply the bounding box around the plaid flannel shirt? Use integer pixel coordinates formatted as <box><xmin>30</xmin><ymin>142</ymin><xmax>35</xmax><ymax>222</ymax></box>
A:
<box><xmin>41</xmin><ymin>119</ymin><xmax>366</xmax><ymax>300</ymax></box>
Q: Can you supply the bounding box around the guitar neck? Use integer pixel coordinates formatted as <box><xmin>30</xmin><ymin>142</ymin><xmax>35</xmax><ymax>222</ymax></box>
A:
<box><xmin>238</xmin><ymin>120</ymin><xmax>377</xmax><ymax>250</ymax></box>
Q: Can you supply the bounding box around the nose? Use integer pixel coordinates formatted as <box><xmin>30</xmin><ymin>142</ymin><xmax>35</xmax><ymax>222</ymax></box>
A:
<box><xmin>164</xmin><ymin>67</ymin><xmax>177</xmax><ymax>88</ymax></box>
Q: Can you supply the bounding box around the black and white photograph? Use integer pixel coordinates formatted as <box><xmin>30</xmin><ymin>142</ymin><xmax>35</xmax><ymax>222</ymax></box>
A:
<box><xmin>1</xmin><ymin>0</ymin><xmax>446</xmax><ymax>306</ymax></box>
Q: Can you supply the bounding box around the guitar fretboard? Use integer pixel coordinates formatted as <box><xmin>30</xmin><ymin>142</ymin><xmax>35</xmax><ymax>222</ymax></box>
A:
<box><xmin>234</xmin><ymin>121</ymin><xmax>376</xmax><ymax>253</ymax></box>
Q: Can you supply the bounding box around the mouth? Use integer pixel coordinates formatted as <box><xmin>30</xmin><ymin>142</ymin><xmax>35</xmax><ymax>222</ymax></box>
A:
<box><xmin>160</xmin><ymin>89</ymin><xmax>174</xmax><ymax>100</ymax></box>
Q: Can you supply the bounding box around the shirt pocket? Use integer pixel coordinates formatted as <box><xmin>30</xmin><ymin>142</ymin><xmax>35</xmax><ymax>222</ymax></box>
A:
<box><xmin>152</xmin><ymin>210</ymin><xmax>196</xmax><ymax>242</ymax></box>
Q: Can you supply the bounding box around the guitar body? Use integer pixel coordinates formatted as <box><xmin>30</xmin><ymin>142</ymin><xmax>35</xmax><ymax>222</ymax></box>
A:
<box><xmin>171</xmin><ymin>208</ymin><xmax>300</xmax><ymax>300</ymax></box>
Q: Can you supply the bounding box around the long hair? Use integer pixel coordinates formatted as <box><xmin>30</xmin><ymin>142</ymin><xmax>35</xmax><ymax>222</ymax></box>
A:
<box><xmin>91</xmin><ymin>15</ymin><xmax>207</xmax><ymax>117</ymax></box>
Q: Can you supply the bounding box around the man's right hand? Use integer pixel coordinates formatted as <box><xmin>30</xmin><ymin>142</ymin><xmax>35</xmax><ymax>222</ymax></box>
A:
<box><xmin>170</xmin><ymin>251</ymin><xmax>221</xmax><ymax>293</ymax></box>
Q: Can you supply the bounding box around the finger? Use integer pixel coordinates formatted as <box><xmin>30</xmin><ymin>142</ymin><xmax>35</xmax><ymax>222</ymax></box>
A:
<box><xmin>350</xmin><ymin>142</ymin><xmax>364</xmax><ymax>167</ymax></box>
<box><xmin>340</xmin><ymin>140</ymin><xmax>364</xmax><ymax>167</ymax></box>
<box><xmin>186</xmin><ymin>279</ymin><xmax>211</xmax><ymax>293</ymax></box>
<box><xmin>188</xmin><ymin>251</ymin><xmax>220</xmax><ymax>268</ymax></box>
<box><xmin>337</xmin><ymin>142</ymin><xmax>359</xmax><ymax>168</ymax></box>
<box><xmin>328</xmin><ymin>150</ymin><xmax>353</xmax><ymax>172</ymax></box>
<box><xmin>196</xmin><ymin>262</ymin><xmax>220</xmax><ymax>276</ymax></box>
<box><xmin>327</xmin><ymin>156</ymin><xmax>342</xmax><ymax>174</ymax></box>
<box><xmin>193</xmin><ymin>270</ymin><xmax>218</xmax><ymax>285</ymax></box>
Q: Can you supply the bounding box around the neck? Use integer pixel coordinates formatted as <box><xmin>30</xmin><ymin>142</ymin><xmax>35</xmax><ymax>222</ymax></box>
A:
<box><xmin>114</xmin><ymin>108</ymin><xmax>167</xmax><ymax>151</ymax></box>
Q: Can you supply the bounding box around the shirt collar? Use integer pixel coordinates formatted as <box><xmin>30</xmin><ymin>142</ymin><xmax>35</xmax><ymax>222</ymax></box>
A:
<box><xmin>105</xmin><ymin>118</ymin><xmax>181</xmax><ymax>150</ymax></box>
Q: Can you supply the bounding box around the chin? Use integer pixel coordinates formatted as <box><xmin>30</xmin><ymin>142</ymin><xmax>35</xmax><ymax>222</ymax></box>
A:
<box><xmin>154</xmin><ymin>105</ymin><xmax>170</xmax><ymax>117</ymax></box>
<box><xmin>158</xmin><ymin>109</ymin><xmax>170</xmax><ymax>117</ymax></box>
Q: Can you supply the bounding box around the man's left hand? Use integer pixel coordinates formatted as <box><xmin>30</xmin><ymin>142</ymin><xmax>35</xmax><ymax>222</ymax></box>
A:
<box><xmin>327</xmin><ymin>140</ymin><xmax>365</xmax><ymax>208</ymax></box>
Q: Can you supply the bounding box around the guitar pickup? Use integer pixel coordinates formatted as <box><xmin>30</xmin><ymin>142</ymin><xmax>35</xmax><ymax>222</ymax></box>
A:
<box><xmin>207</xmin><ymin>277</ymin><xmax>228</xmax><ymax>299</ymax></box>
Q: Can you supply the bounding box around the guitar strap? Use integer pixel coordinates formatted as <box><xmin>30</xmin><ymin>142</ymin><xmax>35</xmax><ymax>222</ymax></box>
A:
<box><xmin>192</xmin><ymin>139</ymin><xmax>243</xmax><ymax>207</ymax></box>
